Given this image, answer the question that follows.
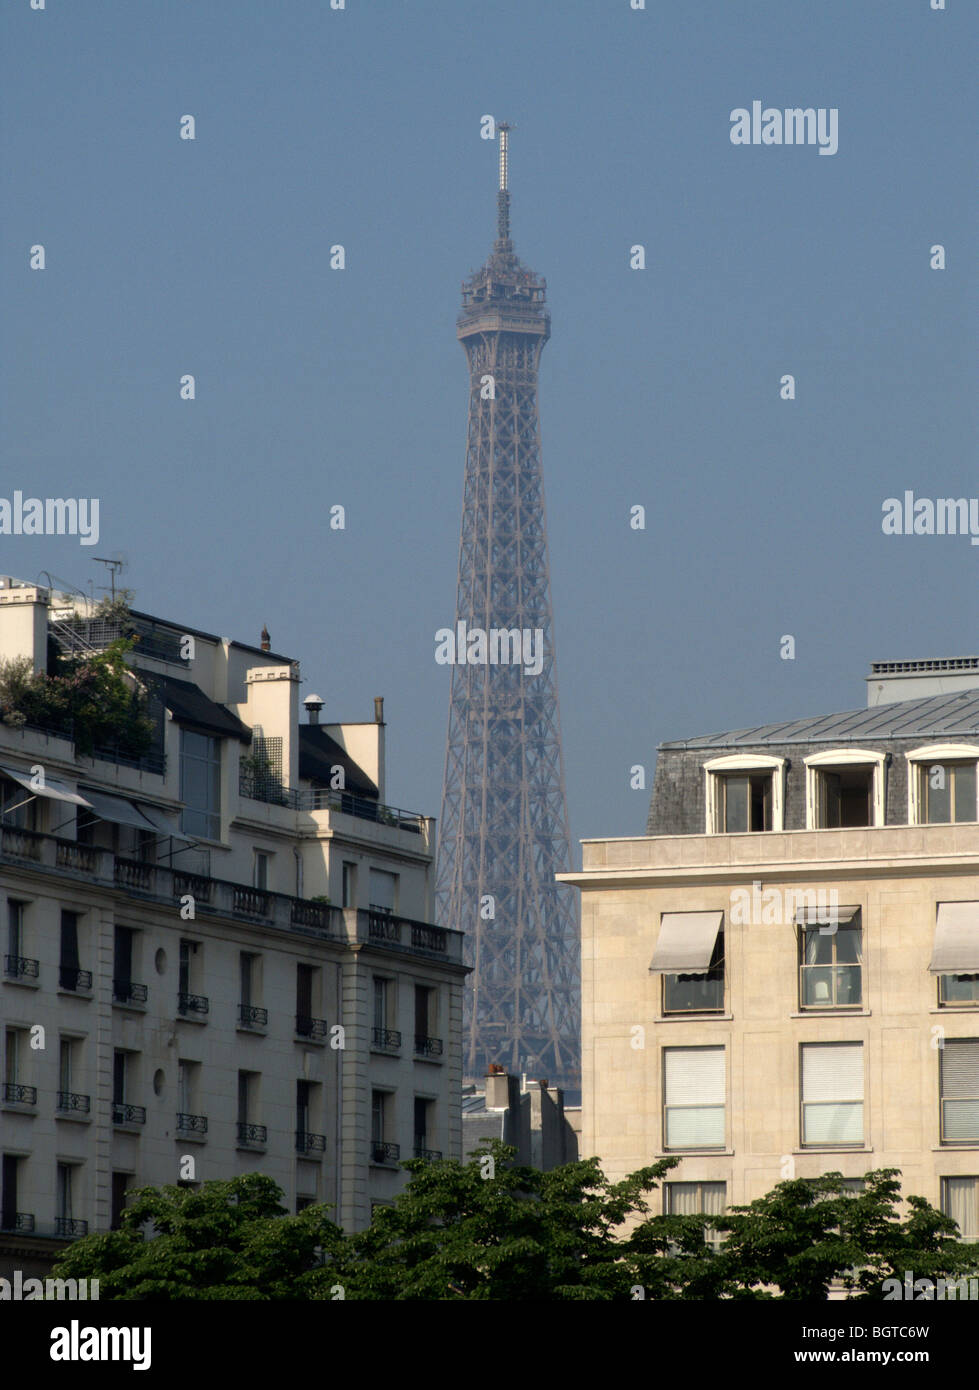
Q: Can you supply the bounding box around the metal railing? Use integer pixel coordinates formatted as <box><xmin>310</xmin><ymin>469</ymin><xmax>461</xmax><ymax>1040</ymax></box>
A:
<box><xmin>176</xmin><ymin>1113</ymin><xmax>208</xmax><ymax>1134</ymax></box>
<box><xmin>56</xmin><ymin>1091</ymin><xmax>91</xmax><ymax>1114</ymax></box>
<box><xmin>2</xmin><ymin>1083</ymin><xmax>37</xmax><ymax>1105</ymax></box>
<box><xmin>237</xmin><ymin>1122</ymin><xmax>267</xmax><ymax>1147</ymax></box>
<box><xmin>414</xmin><ymin>1035</ymin><xmax>444</xmax><ymax>1059</ymax></box>
<box><xmin>54</xmin><ymin>1217</ymin><xmax>88</xmax><ymax>1238</ymax></box>
<box><xmin>295</xmin><ymin>1015</ymin><xmax>328</xmax><ymax>1040</ymax></box>
<box><xmin>177</xmin><ymin>992</ymin><xmax>209</xmax><ymax>1017</ymax></box>
<box><xmin>238</xmin><ymin>1004</ymin><xmax>268</xmax><ymax>1028</ymax></box>
<box><xmin>59</xmin><ymin>967</ymin><xmax>93</xmax><ymax>992</ymax></box>
<box><xmin>112</xmin><ymin>980</ymin><xmax>148</xmax><ymax>1005</ymax></box>
<box><xmin>295</xmin><ymin>1131</ymin><xmax>327</xmax><ymax>1154</ymax></box>
<box><xmin>0</xmin><ymin>1213</ymin><xmax>35</xmax><ymax>1233</ymax></box>
<box><xmin>370</xmin><ymin>1141</ymin><xmax>400</xmax><ymax>1165</ymax></box>
<box><xmin>3</xmin><ymin>955</ymin><xmax>39</xmax><ymax>980</ymax></box>
<box><xmin>112</xmin><ymin>1103</ymin><xmax>146</xmax><ymax>1125</ymax></box>
<box><xmin>371</xmin><ymin>1027</ymin><xmax>401</xmax><ymax>1050</ymax></box>
<box><xmin>413</xmin><ymin>1141</ymin><xmax>443</xmax><ymax>1161</ymax></box>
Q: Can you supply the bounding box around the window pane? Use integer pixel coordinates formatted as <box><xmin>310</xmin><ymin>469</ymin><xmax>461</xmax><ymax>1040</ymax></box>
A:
<box><xmin>926</xmin><ymin>766</ymin><xmax>951</xmax><ymax>823</ymax></box>
<box><xmin>835</xmin><ymin>926</ymin><xmax>861</xmax><ymax>964</ymax></box>
<box><xmin>802</xmin><ymin>966</ymin><xmax>835</xmax><ymax>1006</ymax></box>
<box><xmin>666</xmin><ymin>1105</ymin><xmax>725</xmax><ymax>1148</ymax></box>
<box><xmin>835</xmin><ymin>964</ymin><xmax>862</xmax><ymax>1007</ymax></box>
<box><xmin>803</xmin><ymin>1101</ymin><xmax>863</xmax><ymax>1145</ymax></box>
<box><xmin>943</xmin><ymin>1178</ymin><xmax>979</xmax><ymax>1241</ymax></box>
<box><xmin>723</xmin><ymin>778</ymin><xmax>748</xmax><ymax>833</ymax></box>
<box><xmin>944</xmin><ymin>1099</ymin><xmax>979</xmax><ymax>1141</ymax></box>
<box><xmin>954</xmin><ymin>764</ymin><xmax>977</xmax><ymax>823</ymax></box>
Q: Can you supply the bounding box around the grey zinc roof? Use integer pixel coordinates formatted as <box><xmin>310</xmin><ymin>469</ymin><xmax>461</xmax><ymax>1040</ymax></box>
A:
<box><xmin>659</xmin><ymin>689</ymin><xmax>979</xmax><ymax>751</ymax></box>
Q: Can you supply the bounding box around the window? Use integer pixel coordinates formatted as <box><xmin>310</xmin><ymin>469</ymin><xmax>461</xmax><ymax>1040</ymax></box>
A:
<box><xmin>5</xmin><ymin>900</ymin><xmax>36</xmax><ymax>979</ymax></box>
<box><xmin>113</xmin><ymin>926</ymin><xmax>142</xmax><ymax>1003</ymax></box>
<box><xmin>704</xmin><ymin>755</ymin><xmax>785</xmax><ymax>833</ymax></box>
<box><xmin>296</xmin><ymin>1080</ymin><xmax>310</xmax><ymax>1138</ymax></box>
<box><xmin>663</xmin><ymin>1047</ymin><xmax>725</xmax><ymax>1150</ymax></box>
<box><xmin>59</xmin><ymin>911</ymin><xmax>84</xmax><ymax>991</ymax></box>
<box><xmin>237</xmin><ymin>1070</ymin><xmax>264</xmax><ymax>1145</ymax></box>
<box><xmin>801</xmin><ymin>1042</ymin><xmax>864</xmax><ymax>1147</ymax></box>
<box><xmin>940</xmin><ymin>1040</ymin><xmax>979</xmax><ymax>1144</ymax></box>
<box><xmin>113</xmin><ymin>1050</ymin><xmax>126</xmax><ymax>1108</ymax></box>
<box><xmin>368</xmin><ymin>869</ymin><xmax>397</xmax><ymax>914</ymax></box>
<box><xmin>110</xmin><ymin>1172</ymin><xmax>130</xmax><ymax>1230</ymax></box>
<box><xmin>415</xmin><ymin>985</ymin><xmax>436</xmax><ymax>1047</ymax></box>
<box><xmin>1</xmin><ymin>1154</ymin><xmax>21</xmax><ymax>1230</ymax></box>
<box><xmin>799</xmin><ymin>918</ymin><xmax>862</xmax><ymax>1009</ymax></box>
<box><xmin>179</xmin><ymin>729</ymin><xmax>221</xmax><ymax>839</ymax></box>
<box><xmin>664</xmin><ymin>1181</ymin><xmax>726</xmax><ymax>1249</ymax></box>
<box><xmin>253</xmin><ymin>851</ymin><xmax>271</xmax><ymax>890</ymax></box>
<box><xmin>371</xmin><ymin>1090</ymin><xmax>388</xmax><ymax>1143</ymax></box>
<box><xmin>941</xmin><ymin>974</ymin><xmax>979</xmax><ymax>1006</ymax></box>
<box><xmin>664</xmin><ymin>932</ymin><xmax>725</xmax><ymax>1014</ymax></box>
<box><xmin>805</xmin><ymin>751</ymin><xmax>885</xmax><ymax>829</ymax></box>
<box><xmin>907</xmin><ymin>746</ymin><xmax>979</xmax><ymax>825</ymax></box>
<box><xmin>238</xmin><ymin>1071</ymin><xmax>252</xmax><ymax>1125</ymax></box>
<box><xmin>373</xmin><ymin>977</ymin><xmax>390</xmax><ymax>1030</ymax></box>
<box><xmin>296</xmin><ymin>1194</ymin><xmax>317</xmax><ymax>1214</ymax></box>
<box><xmin>942</xmin><ymin>1177</ymin><xmax>979</xmax><ymax>1243</ymax></box>
<box><xmin>56</xmin><ymin>1163</ymin><xmax>73</xmax><ymax>1224</ymax></box>
<box><xmin>342</xmin><ymin>862</ymin><xmax>357</xmax><ymax>908</ymax></box>
<box><xmin>238</xmin><ymin>952</ymin><xmax>266</xmax><ymax>1025</ymax></box>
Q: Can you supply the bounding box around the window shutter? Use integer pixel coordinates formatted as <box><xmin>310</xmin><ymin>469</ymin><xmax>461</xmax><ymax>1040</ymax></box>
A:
<box><xmin>803</xmin><ymin>1043</ymin><xmax>863</xmax><ymax>1102</ymax></box>
<box><xmin>942</xmin><ymin>1040</ymin><xmax>979</xmax><ymax>1097</ymax></box>
<box><xmin>665</xmin><ymin>1048</ymin><xmax>725</xmax><ymax>1105</ymax></box>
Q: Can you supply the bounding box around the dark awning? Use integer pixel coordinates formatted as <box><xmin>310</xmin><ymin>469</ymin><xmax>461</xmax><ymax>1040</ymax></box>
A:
<box><xmin>156</xmin><ymin>676</ymin><xmax>251</xmax><ymax>743</ymax></box>
<box><xmin>0</xmin><ymin>764</ymin><xmax>92</xmax><ymax>808</ymax></box>
<box><xmin>298</xmin><ymin>725</ymin><xmax>378</xmax><ymax>798</ymax></box>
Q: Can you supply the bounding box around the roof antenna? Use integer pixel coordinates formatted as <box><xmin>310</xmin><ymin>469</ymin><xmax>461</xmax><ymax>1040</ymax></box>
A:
<box><xmin>93</xmin><ymin>556</ymin><xmax>123</xmax><ymax>601</ymax></box>
<box><xmin>497</xmin><ymin>122</ymin><xmax>513</xmax><ymax>242</ymax></box>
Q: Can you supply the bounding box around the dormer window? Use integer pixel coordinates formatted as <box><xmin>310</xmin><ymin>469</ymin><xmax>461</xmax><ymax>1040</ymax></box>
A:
<box><xmin>804</xmin><ymin>751</ymin><xmax>886</xmax><ymax>829</ymax></box>
<box><xmin>704</xmin><ymin>755</ymin><xmax>785</xmax><ymax>834</ymax></box>
<box><xmin>906</xmin><ymin>745</ymin><xmax>979</xmax><ymax>825</ymax></box>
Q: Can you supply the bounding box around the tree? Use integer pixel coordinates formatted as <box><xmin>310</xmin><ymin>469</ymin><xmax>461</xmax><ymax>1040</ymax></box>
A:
<box><xmin>53</xmin><ymin>1175</ymin><xmax>345</xmax><ymax>1300</ymax></box>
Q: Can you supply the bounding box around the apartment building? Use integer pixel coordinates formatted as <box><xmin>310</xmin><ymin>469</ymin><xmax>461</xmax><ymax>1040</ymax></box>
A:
<box><xmin>0</xmin><ymin>578</ymin><xmax>466</xmax><ymax>1277</ymax></box>
<box><xmin>560</xmin><ymin>658</ymin><xmax>979</xmax><ymax>1246</ymax></box>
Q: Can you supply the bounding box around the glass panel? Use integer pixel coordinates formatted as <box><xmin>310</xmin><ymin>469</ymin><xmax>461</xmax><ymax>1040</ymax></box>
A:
<box><xmin>926</xmin><ymin>765</ymin><xmax>951</xmax><ymax>823</ymax></box>
<box><xmin>801</xmin><ymin>966</ymin><xmax>835</xmax><ymax>1006</ymax></box>
<box><xmin>941</xmin><ymin>974</ymin><xmax>979</xmax><ymax>1004</ymax></box>
<box><xmin>803</xmin><ymin>1101</ymin><xmax>863</xmax><ymax>1145</ymax></box>
<box><xmin>665</xmin><ymin>1105</ymin><xmax>725</xmax><ymax>1148</ymax></box>
<box><xmin>943</xmin><ymin>1178</ymin><xmax>979</xmax><ymax>1241</ymax></box>
<box><xmin>835</xmin><ymin>925</ymin><xmax>861</xmax><ymax>964</ymax></box>
<box><xmin>723</xmin><ymin>778</ymin><xmax>748</xmax><ymax>833</ymax></box>
<box><xmin>804</xmin><ymin>930</ymin><xmax>833</xmax><ymax>965</ymax></box>
<box><xmin>664</xmin><ymin>971</ymin><xmax>724</xmax><ymax>1012</ymax></box>
<box><xmin>954</xmin><ymin>764</ymin><xmax>977</xmax><ymax>823</ymax></box>
<box><xmin>944</xmin><ymin>1099</ymin><xmax>979</xmax><ymax>1141</ymax></box>
<box><xmin>834</xmin><ymin>964</ymin><xmax>862</xmax><ymax>1007</ymax></box>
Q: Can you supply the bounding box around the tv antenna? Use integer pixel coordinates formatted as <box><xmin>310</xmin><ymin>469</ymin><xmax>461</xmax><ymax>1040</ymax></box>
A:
<box><xmin>93</xmin><ymin>556</ymin><xmax>124</xmax><ymax>601</ymax></box>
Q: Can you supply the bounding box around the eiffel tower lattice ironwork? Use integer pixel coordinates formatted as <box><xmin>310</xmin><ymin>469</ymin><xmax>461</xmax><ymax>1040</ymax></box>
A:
<box><xmin>436</xmin><ymin>126</ymin><xmax>580</xmax><ymax>1091</ymax></box>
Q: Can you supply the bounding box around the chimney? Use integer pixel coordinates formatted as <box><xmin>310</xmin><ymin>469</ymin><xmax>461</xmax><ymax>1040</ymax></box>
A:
<box><xmin>303</xmin><ymin>694</ymin><xmax>324</xmax><ymax>726</ymax></box>
<box><xmin>484</xmin><ymin>1066</ymin><xmax>515</xmax><ymax>1111</ymax></box>
<box><xmin>261</xmin><ymin>625</ymin><xmax>271</xmax><ymax>653</ymax></box>
<box><xmin>374</xmin><ymin>695</ymin><xmax>384</xmax><ymax>724</ymax></box>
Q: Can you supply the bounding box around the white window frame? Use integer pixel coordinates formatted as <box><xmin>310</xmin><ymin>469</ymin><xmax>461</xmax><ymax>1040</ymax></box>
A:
<box><xmin>906</xmin><ymin>744</ymin><xmax>979</xmax><ymax>825</ymax></box>
<box><xmin>703</xmin><ymin>754</ymin><xmax>786</xmax><ymax>834</ymax></box>
<box><xmin>804</xmin><ymin>750</ymin><xmax>886</xmax><ymax>829</ymax></box>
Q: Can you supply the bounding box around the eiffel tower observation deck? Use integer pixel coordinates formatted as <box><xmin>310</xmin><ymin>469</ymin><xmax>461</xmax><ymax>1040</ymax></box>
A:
<box><xmin>437</xmin><ymin>126</ymin><xmax>581</xmax><ymax>1094</ymax></box>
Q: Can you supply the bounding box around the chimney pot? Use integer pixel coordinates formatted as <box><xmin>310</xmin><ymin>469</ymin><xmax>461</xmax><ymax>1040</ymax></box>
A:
<box><xmin>374</xmin><ymin>696</ymin><xmax>384</xmax><ymax>724</ymax></box>
<box><xmin>261</xmin><ymin>625</ymin><xmax>271</xmax><ymax>652</ymax></box>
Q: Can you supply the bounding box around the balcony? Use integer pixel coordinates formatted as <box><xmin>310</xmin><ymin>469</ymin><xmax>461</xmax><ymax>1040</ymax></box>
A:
<box><xmin>238</xmin><ymin>1004</ymin><xmax>268</xmax><ymax>1029</ymax></box>
<box><xmin>370</xmin><ymin>1141</ymin><xmax>400</xmax><ymax>1165</ymax></box>
<box><xmin>176</xmin><ymin>1112</ymin><xmax>208</xmax><ymax>1135</ymax></box>
<box><xmin>414</xmin><ymin>1035</ymin><xmax>444</xmax><ymax>1059</ymax></box>
<box><xmin>59</xmin><ymin>967</ymin><xmax>93</xmax><ymax>992</ymax></box>
<box><xmin>177</xmin><ymin>992</ymin><xmax>209</xmax><ymax>1018</ymax></box>
<box><xmin>2</xmin><ymin>1083</ymin><xmax>37</xmax><ymax>1106</ymax></box>
<box><xmin>112</xmin><ymin>979</ymin><xmax>148</xmax><ymax>1006</ymax></box>
<box><xmin>237</xmin><ymin>1122</ymin><xmax>267</xmax><ymax>1148</ymax></box>
<box><xmin>3</xmin><ymin>955</ymin><xmax>39</xmax><ymax>982</ymax></box>
<box><xmin>56</xmin><ymin>1091</ymin><xmax>91</xmax><ymax>1115</ymax></box>
<box><xmin>413</xmin><ymin>1140</ymin><xmax>443</xmax><ymax>1161</ymax></box>
<box><xmin>295</xmin><ymin>1131</ymin><xmax>327</xmax><ymax>1154</ymax></box>
<box><xmin>371</xmin><ymin>1027</ymin><xmax>401</xmax><ymax>1052</ymax></box>
<box><xmin>295</xmin><ymin>1015</ymin><xmax>328</xmax><ymax>1040</ymax></box>
<box><xmin>112</xmin><ymin>1103</ymin><xmax>146</xmax><ymax>1126</ymax></box>
<box><xmin>0</xmin><ymin>826</ymin><xmax>466</xmax><ymax>966</ymax></box>
<box><xmin>0</xmin><ymin>1213</ymin><xmax>35</xmax><ymax>1233</ymax></box>
<box><xmin>54</xmin><ymin>1217</ymin><xmax>88</xmax><ymax>1238</ymax></box>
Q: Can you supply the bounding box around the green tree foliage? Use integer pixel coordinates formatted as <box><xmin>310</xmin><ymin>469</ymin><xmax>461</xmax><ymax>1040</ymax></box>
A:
<box><xmin>53</xmin><ymin>1175</ymin><xmax>345</xmax><ymax>1300</ymax></box>
<box><xmin>53</xmin><ymin>1150</ymin><xmax>978</xmax><ymax>1301</ymax></box>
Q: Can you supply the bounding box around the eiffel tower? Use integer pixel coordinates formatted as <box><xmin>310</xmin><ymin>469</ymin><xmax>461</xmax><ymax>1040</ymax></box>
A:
<box><xmin>436</xmin><ymin>126</ymin><xmax>580</xmax><ymax>1092</ymax></box>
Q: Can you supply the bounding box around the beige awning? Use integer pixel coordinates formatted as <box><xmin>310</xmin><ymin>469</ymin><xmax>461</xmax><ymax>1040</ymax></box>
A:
<box><xmin>930</xmin><ymin>902</ymin><xmax>979</xmax><ymax>974</ymax></box>
<box><xmin>650</xmin><ymin>911</ymin><xmax>723</xmax><ymax>975</ymax></box>
<box><xmin>0</xmin><ymin>764</ymin><xmax>92</xmax><ymax>808</ymax></box>
<box><xmin>794</xmin><ymin>904</ymin><xmax>860</xmax><ymax>926</ymax></box>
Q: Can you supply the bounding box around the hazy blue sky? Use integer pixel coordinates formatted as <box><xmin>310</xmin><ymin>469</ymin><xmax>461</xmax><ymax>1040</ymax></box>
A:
<box><xmin>2</xmin><ymin>0</ymin><xmax>976</xmax><ymax>859</ymax></box>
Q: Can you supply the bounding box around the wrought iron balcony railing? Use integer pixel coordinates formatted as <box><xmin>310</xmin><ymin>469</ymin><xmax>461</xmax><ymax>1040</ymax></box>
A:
<box><xmin>238</xmin><ymin>1004</ymin><xmax>268</xmax><ymax>1028</ymax></box>
<box><xmin>59</xmin><ymin>966</ymin><xmax>93</xmax><ymax>992</ymax></box>
<box><xmin>370</xmin><ymin>1141</ymin><xmax>400</xmax><ymax>1165</ymax></box>
<box><xmin>0</xmin><ymin>1213</ymin><xmax>35</xmax><ymax>1233</ymax></box>
<box><xmin>295</xmin><ymin>1130</ymin><xmax>327</xmax><ymax>1154</ymax></box>
<box><xmin>176</xmin><ymin>1112</ymin><xmax>208</xmax><ymax>1134</ymax></box>
<box><xmin>112</xmin><ymin>1103</ymin><xmax>146</xmax><ymax>1126</ymax></box>
<box><xmin>112</xmin><ymin>979</ymin><xmax>148</xmax><ymax>1005</ymax></box>
<box><xmin>295</xmin><ymin>1015</ymin><xmax>328</xmax><ymax>1040</ymax></box>
<box><xmin>3</xmin><ymin>954</ymin><xmax>39</xmax><ymax>980</ymax></box>
<box><xmin>2</xmin><ymin>1083</ymin><xmax>37</xmax><ymax>1106</ymax></box>
<box><xmin>54</xmin><ymin>1217</ymin><xmax>88</xmax><ymax>1238</ymax></box>
<box><xmin>177</xmin><ymin>992</ymin><xmax>209</xmax><ymax>1017</ymax></box>
<box><xmin>371</xmin><ymin>1027</ymin><xmax>401</xmax><ymax>1050</ymax></box>
<box><xmin>413</xmin><ymin>1141</ymin><xmax>443</xmax><ymax>1161</ymax></box>
<box><xmin>414</xmin><ymin>1035</ymin><xmax>444</xmax><ymax>1058</ymax></box>
<box><xmin>56</xmin><ymin>1091</ymin><xmax>91</xmax><ymax>1114</ymax></box>
<box><xmin>237</xmin><ymin>1122</ymin><xmax>267</xmax><ymax>1147</ymax></box>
